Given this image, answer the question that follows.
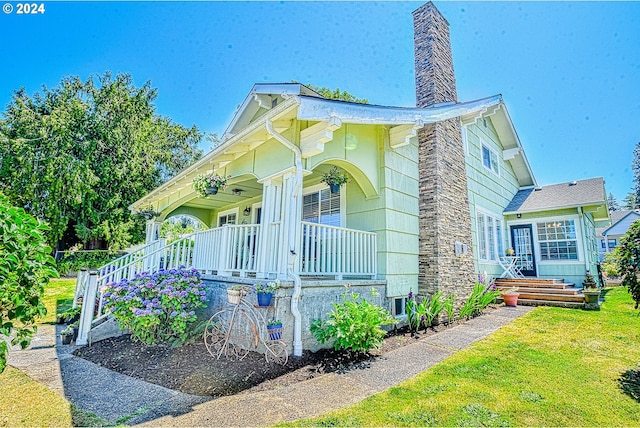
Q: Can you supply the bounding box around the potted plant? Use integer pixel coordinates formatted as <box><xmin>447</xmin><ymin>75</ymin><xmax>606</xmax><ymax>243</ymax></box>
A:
<box><xmin>193</xmin><ymin>173</ymin><xmax>231</xmax><ymax>197</ymax></box>
<box><xmin>227</xmin><ymin>285</ymin><xmax>245</xmax><ymax>305</ymax></box>
<box><xmin>267</xmin><ymin>319</ymin><xmax>283</xmax><ymax>340</ymax></box>
<box><xmin>505</xmin><ymin>247</ymin><xmax>515</xmax><ymax>256</ymax></box>
<box><xmin>582</xmin><ymin>271</ymin><xmax>597</xmax><ymax>289</ymax></box>
<box><xmin>255</xmin><ymin>280</ymin><xmax>279</xmax><ymax>307</ymax></box>
<box><xmin>321</xmin><ymin>166</ymin><xmax>349</xmax><ymax>193</ymax></box>
<box><xmin>500</xmin><ymin>286</ymin><xmax>520</xmax><ymax>307</ymax></box>
<box><xmin>60</xmin><ymin>326</ymin><xmax>74</xmax><ymax>345</ymax></box>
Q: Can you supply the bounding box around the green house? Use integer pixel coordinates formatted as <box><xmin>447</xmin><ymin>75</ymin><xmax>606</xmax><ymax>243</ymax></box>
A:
<box><xmin>76</xmin><ymin>2</ymin><xmax>609</xmax><ymax>353</ymax></box>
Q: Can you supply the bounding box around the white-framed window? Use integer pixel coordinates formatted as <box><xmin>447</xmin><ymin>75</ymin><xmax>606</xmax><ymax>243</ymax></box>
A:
<box><xmin>217</xmin><ymin>208</ymin><xmax>238</xmax><ymax>227</ymax></box>
<box><xmin>477</xmin><ymin>210</ymin><xmax>504</xmax><ymax>262</ymax></box>
<box><xmin>302</xmin><ymin>186</ymin><xmax>341</xmax><ymax>227</ymax></box>
<box><xmin>601</xmin><ymin>238</ymin><xmax>617</xmax><ymax>249</ymax></box>
<box><xmin>393</xmin><ymin>297</ymin><xmax>408</xmax><ymax>317</ymax></box>
<box><xmin>481</xmin><ymin>141</ymin><xmax>499</xmax><ymax>176</ymax></box>
<box><xmin>537</xmin><ymin>219</ymin><xmax>578</xmax><ymax>261</ymax></box>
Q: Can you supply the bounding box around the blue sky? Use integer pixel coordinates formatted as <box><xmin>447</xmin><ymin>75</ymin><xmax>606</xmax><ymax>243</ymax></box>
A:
<box><xmin>1</xmin><ymin>1</ymin><xmax>639</xmax><ymax>202</ymax></box>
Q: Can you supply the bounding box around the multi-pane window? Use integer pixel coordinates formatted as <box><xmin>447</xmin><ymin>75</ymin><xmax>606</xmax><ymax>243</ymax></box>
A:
<box><xmin>601</xmin><ymin>239</ymin><xmax>617</xmax><ymax>249</ymax></box>
<box><xmin>302</xmin><ymin>188</ymin><xmax>340</xmax><ymax>226</ymax></box>
<box><xmin>218</xmin><ymin>212</ymin><xmax>236</xmax><ymax>226</ymax></box>
<box><xmin>537</xmin><ymin>220</ymin><xmax>578</xmax><ymax>260</ymax></box>
<box><xmin>477</xmin><ymin>211</ymin><xmax>504</xmax><ymax>261</ymax></box>
<box><xmin>481</xmin><ymin>143</ymin><xmax>499</xmax><ymax>175</ymax></box>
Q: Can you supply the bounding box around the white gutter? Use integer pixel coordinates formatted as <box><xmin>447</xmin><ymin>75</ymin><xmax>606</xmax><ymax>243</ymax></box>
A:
<box><xmin>265</xmin><ymin>119</ymin><xmax>303</xmax><ymax>357</ymax></box>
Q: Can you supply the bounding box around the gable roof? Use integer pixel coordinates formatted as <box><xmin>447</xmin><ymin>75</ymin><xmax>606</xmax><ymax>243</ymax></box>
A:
<box><xmin>601</xmin><ymin>210</ymin><xmax>640</xmax><ymax>236</ymax></box>
<box><xmin>504</xmin><ymin>177</ymin><xmax>608</xmax><ymax>219</ymax></box>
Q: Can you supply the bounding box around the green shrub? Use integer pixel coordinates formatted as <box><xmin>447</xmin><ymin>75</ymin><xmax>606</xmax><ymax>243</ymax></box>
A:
<box><xmin>103</xmin><ymin>267</ymin><xmax>208</xmax><ymax>345</ymax></box>
<box><xmin>0</xmin><ymin>193</ymin><xmax>58</xmax><ymax>372</ymax></box>
<box><xmin>406</xmin><ymin>290</ymin><xmax>448</xmax><ymax>332</ymax></box>
<box><xmin>602</xmin><ymin>249</ymin><xmax>621</xmax><ymax>278</ymax></box>
<box><xmin>618</xmin><ymin>221</ymin><xmax>640</xmax><ymax>309</ymax></box>
<box><xmin>459</xmin><ymin>281</ymin><xmax>501</xmax><ymax>320</ymax></box>
<box><xmin>56</xmin><ymin>250</ymin><xmax>124</xmax><ymax>275</ymax></box>
<box><xmin>310</xmin><ymin>288</ymin><xmax>395</xmax><ymax>353</ymax></box>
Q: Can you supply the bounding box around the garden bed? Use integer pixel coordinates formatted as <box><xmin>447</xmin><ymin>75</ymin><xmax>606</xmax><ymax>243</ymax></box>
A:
<box><xmin>73</xmin><ymin>317</ymin><xmax>473</xmax><ymax>397</ymax></box>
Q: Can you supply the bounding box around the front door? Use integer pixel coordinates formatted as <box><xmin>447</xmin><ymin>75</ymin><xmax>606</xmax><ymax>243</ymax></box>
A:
<box><xmin>510</xmin><ymin>224</ymin><xmax>537</xmax><ymax>277</ymax></box>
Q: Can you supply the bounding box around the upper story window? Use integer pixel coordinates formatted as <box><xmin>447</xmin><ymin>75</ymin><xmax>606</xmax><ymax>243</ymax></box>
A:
<box><xmin>302</xmin><ymin>188</ymin><xmax>341</xmax><ymax>227</ymax></box>
<box><xmin>601</xmin><ymin>239</ymin><xmax>617</xmax><ymax>249</ymax></box>
<box><xmin>537</xmin><ymin>220</ymin><xmax>578</xmax><ymax>261</ymax></box>
<box><xmin>481</xmin><ymin>142</ymin><xmax>499</xmax><ymax>176</ymax></box>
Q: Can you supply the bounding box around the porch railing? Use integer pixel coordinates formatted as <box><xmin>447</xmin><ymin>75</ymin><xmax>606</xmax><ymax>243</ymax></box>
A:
<box><xmin>300</xmin><ymin>221</ymin><xmax>377</xmax><ymax>279</ymax></box>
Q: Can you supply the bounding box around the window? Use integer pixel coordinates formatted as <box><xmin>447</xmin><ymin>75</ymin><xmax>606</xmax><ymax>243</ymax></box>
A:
<box><xmin>302</xmin><ymin>188</ymin><xmax>341</xmax><ymax>226</ymax></box>
<box><xmin>481</xmin><ymin>143</ymin><xmax>499</xmax><ymax>175</ymax></box>
<box><xmin>218</xmin><ymin>209</ymin><xmax>237</xmax><ymax>227</ymax></box>
<box><xmin>477</xmin><ymin>211</ymin><xmax>504</xmax><ymax>261</ymax></box>
<box><xmin>393</xmin><ymin>297</ymin><xmax>407</xmax><ymax>317</ymax></box>
<box><xmin>537</xmin><ymin>220</ymin><xmax>578</xmax><ymax>261</ymax></box>
<box><xmin>601</xmin><ymin>238</ymin><xmax>617</xmax><ymax>249</ymax></box>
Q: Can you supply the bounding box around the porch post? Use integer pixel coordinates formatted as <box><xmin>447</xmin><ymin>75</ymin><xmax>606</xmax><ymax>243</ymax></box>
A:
<box><xmin>145</xmin><ymin>220</ymin><xmax>162</xmax><ymax>244</ymax></box>
<box><xmin>278</xmin><ymin>171</ymin><xmax>302</xmax><ymax>280</ymax></box>
<box><xmin>255</xmin><ymin>178</ymin><xmax>282</xmax><ymax>278</ymax></box>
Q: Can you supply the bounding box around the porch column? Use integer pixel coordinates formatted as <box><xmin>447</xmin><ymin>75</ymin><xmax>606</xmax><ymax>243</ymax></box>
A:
<box><xmin>279</xmin><ymin>171</ymin><xmax>302</xmax><ymax>280</ymax></box>
<box><xmin>255</xmin><ymin>178</ymin><xmax>284</xmax><ymax>278</ymax></box>
<box><xmin>145</xmin><ymin>220</ymin><xmax>162</xmax><ymax>244</ymax></box>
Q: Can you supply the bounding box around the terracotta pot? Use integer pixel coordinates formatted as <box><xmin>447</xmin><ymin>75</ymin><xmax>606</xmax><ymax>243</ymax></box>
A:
<box><xmin>502</xmin><ymin>292</ymin><xmax>519</xmax><ymax>307</ymax></box>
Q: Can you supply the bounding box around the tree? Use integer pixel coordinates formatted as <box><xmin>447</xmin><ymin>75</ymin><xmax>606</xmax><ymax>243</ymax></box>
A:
<box><xmin>618</xmin><ymin>221</ymin><xmax>640</xmax><ymax>309</ymax></box>
<box><xmin>0</xmin><ymin>73</ymin><xmax>203</xmax><ymax>250</ymax></box>
<box><xmin>607</xmin><ymin>192</ymin><xmax>621</xmax><ymax>212</ymax></box>
<box><xmin>306</xmin><ymin>84</ymin><xmax>369</xmax><ymax>104</ymax></box>
<box><xmin>0</xmin><ymin>193</ymin><xmax>58</xmax><ymax>372</ymax></box>
<box><xmin>623</xmin><ymin>191</ymin><xmax>638</xmax><ymax>210</ymax></box>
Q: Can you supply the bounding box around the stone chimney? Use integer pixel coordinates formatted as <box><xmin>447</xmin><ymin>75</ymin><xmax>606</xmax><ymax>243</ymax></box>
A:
<box><xmin>413</xmin><ymin>2</ymin><xmax>475</xmax><ymax>301</ymax></box>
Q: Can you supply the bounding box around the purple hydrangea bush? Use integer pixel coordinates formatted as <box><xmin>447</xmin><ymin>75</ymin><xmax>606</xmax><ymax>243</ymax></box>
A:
<box><xmin>103</xmin><ymin>267</ymin><xmax>207</xmax><ymax>345</ymax></box>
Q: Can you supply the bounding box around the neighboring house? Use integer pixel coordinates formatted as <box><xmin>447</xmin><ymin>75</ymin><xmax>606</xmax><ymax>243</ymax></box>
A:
<box><xmin>76</xmin><ymin>2</ymin><xmax>608</xmax><ymax>352</ymax></box>
<box><xmin>596</xmin><ymin>210</ymin><xmax>640</xmax><ymax>260</ymax></box>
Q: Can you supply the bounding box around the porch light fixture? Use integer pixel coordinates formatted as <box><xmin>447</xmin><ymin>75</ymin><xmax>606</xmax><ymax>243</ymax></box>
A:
<box><xmin>232</xmin><ymin>188</ymin><xmax>243</xmax><ymax>196</ymax></box>
<box><xmin>243</xmin><ymin>206</ymin><xmax>251</xmax><ymax>216</ymax></box>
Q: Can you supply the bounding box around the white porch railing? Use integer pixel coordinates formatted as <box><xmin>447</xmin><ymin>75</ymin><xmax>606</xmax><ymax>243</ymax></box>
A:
<box><xmin>300</xmin><ymin>221</ymin><xmax>377</xmax><ymax>279</ymax></box>
<box><xmin>76</xmin><ymin>222</ymin><xmax>377</xmax><ymax>344</ymax></box>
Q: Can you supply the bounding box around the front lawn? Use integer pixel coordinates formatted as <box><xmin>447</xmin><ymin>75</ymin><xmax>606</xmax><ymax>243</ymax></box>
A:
<box><xmin>0</xmin><ymin>278</ymin><xmax>76</xmax><ymax>427</ymax></box>
<box><xmin>290</xmin><ymin>287</ymin><xmax>640</xmax><ymax>427</ymax></box>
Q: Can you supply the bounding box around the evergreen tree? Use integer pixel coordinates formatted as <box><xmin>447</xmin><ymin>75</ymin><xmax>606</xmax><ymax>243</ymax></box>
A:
<box><xmin>633</xmin><ymin>141</ymin><xmax>640</xmax><ymax>208</ymax></box>
<box><xmin>607</xmin><ymin>192</ymin><xmax>620</xmax><ymax>212</ymax></box>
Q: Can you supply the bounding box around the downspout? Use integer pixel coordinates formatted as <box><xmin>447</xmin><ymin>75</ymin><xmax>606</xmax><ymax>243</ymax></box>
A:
<box><xmin>578</xmin><ymin>207</ymin><xmax>591</xmax><ymax>274</ymax></box>
<box><xmin>265</xmin><ymin>119</ymin><xmax>303</xmax><ymax>357</ymax></box>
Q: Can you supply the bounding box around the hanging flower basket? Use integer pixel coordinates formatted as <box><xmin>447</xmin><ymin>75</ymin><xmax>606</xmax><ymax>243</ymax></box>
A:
<box><xmin>193</xmin><ymin>173</ymin><xmax>230</xmax><ymax>198</ymax></box>
<box><xmin>321</xmin><ymin>166</ymin><xmax>349</xmax><ymax>193</ymax></box>
<box><xmin>267</xmin><ymin>320</ymin><xmax>283</xmax><ymax>340</ymax></box>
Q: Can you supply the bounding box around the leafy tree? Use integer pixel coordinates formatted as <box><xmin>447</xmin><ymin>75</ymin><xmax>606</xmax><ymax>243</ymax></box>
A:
<box><xmin>306</xmin><ymin>84</ymin><xmax>369</xmax><ymax>104</ymax></box>
<box><xmin>623</xmin><ymin>191</ymin><xmax>638</xmax><ymax>210</ymax></box>
<box><xmin>0</xmin><ymin>193</ymin><xmax>58</xmax><ymax>372</ymax></box>
<box><xmin>0</xmin><ymin>73</ymin><xmax>202</xmax><ymax>250</ymax></box>
<box><xmin>618</xmin><ymin>221</ymin><xmax>640</xmax><ymax>309</ymax></box>
<box><xmin>607</xmin><ymin>192</ymin><xmax>620</xmax><ymax>212</ymax></box>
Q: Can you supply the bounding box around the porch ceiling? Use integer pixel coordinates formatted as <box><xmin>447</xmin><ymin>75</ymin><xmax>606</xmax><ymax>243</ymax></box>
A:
<box><xmin>183</xmin><ymin>177</ymin><xmax>263</xmax><ymax>210</ymax></box>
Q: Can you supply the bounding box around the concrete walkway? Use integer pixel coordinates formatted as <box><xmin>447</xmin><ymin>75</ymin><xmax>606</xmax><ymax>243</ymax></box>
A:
<box><xmin>8</xmin><ymin>305</ymin><xmax>534</xmax><ymax>426</ymax></box>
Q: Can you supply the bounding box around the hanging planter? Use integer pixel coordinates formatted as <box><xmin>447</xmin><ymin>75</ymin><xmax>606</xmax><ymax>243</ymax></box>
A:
<box><xmin>255</xmin><ymin>280</ymin><xmax>279</xmax><ymax>307</ymax></box>
<box><xmin>193</xmin><ymin>173</ymin><xmax>230</xmax><ymax>198</ymax></box>
<box><xmin>267</xmin><ymin>320</ymin><xmax>283</xmax><ymax>340</ymax></box>
<box><xmin>321</xmin><ymin>166</ymin><xmax>349</xmax><ymax>194</ymax></box>
<box><xmin>227</xmin><ymin>286</ymin><xmax>244</xmax><ymax>305</ymax></box>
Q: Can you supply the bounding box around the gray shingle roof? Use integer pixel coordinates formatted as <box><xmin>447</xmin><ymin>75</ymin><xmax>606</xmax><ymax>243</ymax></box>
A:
<box><xmin>504</xmin><ymin>177</ymin><xmax>606</xmax><ymax>213</ymax></box>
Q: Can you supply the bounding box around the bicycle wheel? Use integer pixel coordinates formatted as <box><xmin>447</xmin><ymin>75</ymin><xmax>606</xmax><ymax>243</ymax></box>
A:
<box><xmin>264</xmin><ymin>340</ymin><xmax>288</xmax><ymax>365</ymax></box>
<box><xmin>204</xmin><ymin>309</ymin><xmax>231</xmax><ymax>359</ymax></box>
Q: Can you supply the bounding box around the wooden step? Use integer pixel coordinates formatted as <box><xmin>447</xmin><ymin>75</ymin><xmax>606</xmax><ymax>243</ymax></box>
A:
<box><xmin>516</xmin><ymin>299</ymin><xmax>585</xmax><ymax>309</ymax></box>
<box><xmin>497</xmin><ymin>286</ymin><xmax>580</xmax><ymax>295</ymax></box>
<box><xmin>515</xmin><ymin>292</ymin><xmax>585</xmax><ymax>303</ymax></box>
<box><xmin>495</xmin><ymin>281</ymin><xmax>574</xmax><ymax>290</ymax></box>
<box><xmin>495</xmin><ymin>278</ymin><xmax>565</xmax><ymax>285</ymax></box>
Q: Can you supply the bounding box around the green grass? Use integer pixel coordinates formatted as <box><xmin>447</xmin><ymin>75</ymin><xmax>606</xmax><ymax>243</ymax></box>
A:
<box><xmin>41</xmin><ymin>277</ymin><xmax>76</xmax><ymax>324</ymax></box>
<box><xmin>286</xmin><ymin>287</ymin><xmax>640</xmax><ymax>427</ymax></box>
<box><xmin>0</xmin><ymin>277</ymin><xmax>78</xmax><ymax>427</ymax></box>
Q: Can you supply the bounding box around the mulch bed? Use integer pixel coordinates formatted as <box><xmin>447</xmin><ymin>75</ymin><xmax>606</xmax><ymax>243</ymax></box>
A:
<box><xmin>73</xmin><ymin>314</ymin><xmax>481</xmax><ymax>397</ymax></box>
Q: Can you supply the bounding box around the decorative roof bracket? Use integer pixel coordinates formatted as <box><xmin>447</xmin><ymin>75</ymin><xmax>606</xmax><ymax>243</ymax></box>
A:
<box><xmin>389</xmin><ymin>119</ymin><xmax>424</xmax><ymax>149</ymax></box>
<box><xmin>300</xmin><ymin>115</ymin><xmax>342</xmax><ymax>158</ymax></box>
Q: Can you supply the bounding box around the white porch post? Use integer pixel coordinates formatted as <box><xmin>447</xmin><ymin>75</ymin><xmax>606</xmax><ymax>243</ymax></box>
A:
<box><xmin>145</xmin><ymin>220</ymin><xmax>162</xmax><ymax>244</ymax></box>
<box><xmin>76</xmin><ymin>270</ymin><xmax>98</xmax><ymax>346</ymax></box>
<box><xmin>255</xmin><ymin>178</ymin><xmax>282</xmax><ymax>278</ymax></box>
<box><xmin>278</xmin><ymin>171</ymin><xmax>302</xmax><ymax>280</ymax></box>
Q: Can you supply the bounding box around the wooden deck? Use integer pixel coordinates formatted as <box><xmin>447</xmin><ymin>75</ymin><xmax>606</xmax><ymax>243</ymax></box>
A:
<box><xmin>494</xmin><ymin>278</ymin><xmax>585</xmax><ymax>309</ymax></box>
